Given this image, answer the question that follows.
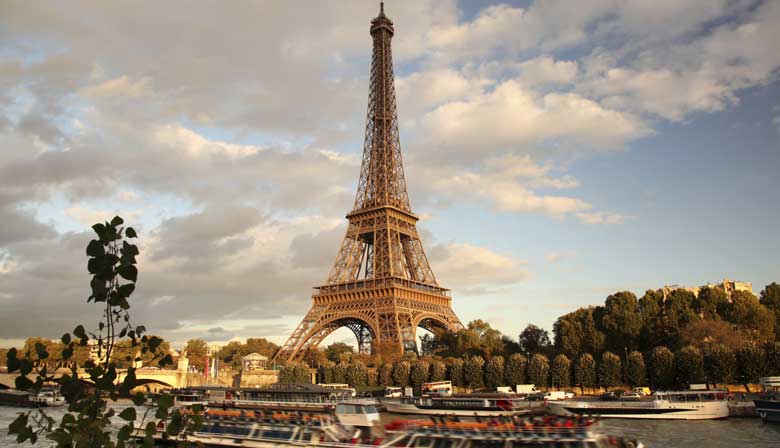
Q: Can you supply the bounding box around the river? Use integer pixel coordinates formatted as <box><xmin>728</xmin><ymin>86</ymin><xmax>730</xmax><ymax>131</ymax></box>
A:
<box><xmin>1</xmin><ymin>405</ymin><xmax>779</xmax><ymax>447</ymax></box>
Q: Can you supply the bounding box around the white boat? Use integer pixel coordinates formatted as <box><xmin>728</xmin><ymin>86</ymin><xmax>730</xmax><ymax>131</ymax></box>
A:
<box><xmin>29</xmin><ymin>389</ymin><xmax>66</xmax><ymax>407</ymax></box>
<box><xmin>383</xmin><ymin>394</ymin><xmax>537</xmax><ymax>417</ymax></box>
<box><xmin>549</xmin><ymin>389</ymin><xmax>730</xmax><ymax>420</ymax></box>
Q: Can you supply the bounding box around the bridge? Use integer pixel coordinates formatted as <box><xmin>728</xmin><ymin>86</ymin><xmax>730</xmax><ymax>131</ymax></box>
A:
<box><xmin>0</xmin><ymin>367</ymin><xmax>214</xmax><ymax>391</ymax></box>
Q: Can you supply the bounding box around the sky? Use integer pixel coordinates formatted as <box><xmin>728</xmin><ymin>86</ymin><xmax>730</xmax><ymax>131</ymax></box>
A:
<box><xmin>1</xmin><ymin>0</ymin><xmax>779</xmax><ymax>349</ymax></box>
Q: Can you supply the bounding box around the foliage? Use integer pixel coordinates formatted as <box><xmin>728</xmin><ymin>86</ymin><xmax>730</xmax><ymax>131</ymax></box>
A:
<box><xmin>448</xmin><ymin>358</ymin><xmax>464</xmax><ymax>388</ymax></box>
<box><xmin>737</xmin><ymin>343</ymin><xmax>767</xmax><ymax>383</ymax></box>
<box><xmin>5</xmin><ymin>216</ymin><xmax>195</xmax><ymax>447</ymax></box>
<box><xmin>723</xmin><ymin>291</ymin><xmax>775</xmax><ymax>341</ymax></box>
<box><xmin>675</xmin><ymin>345</ymin><xmax>704</xmax><ymax>387</ymax></box>
<box><xmin>325</xmin><ymin>342</ymin><xmax>354</xmax><ymax>364</ymax></box>
<box><xmin>551</xmin><ymin>354</ymin><xmax>571</xmax><ymax>388</ymax></box>
<box><xmin>279</xmin><ymin>362</ymin><xmax>310</xmax><ymax>383</ymax></box>
<box><xmin>599</xmin><ymin>352</ymin><xmax>622</xmax><ymax>387</ymax></box>
<box><xmin>317</xmin><ymin>361</ymin><xmax>336</xmax><ymax>384</ymax></box>
<box><xmin>518</xmin><ymin>325</ymin><xmax>551</xmax><ymax>356</ymax></box>
<box><xmin>504</xmin><ymin>353</ymin><xmax>527</xmax><ymax>386</ymax></box>
<box><xmin>706</xmin><ymin>344</ymin><xmax>736</xmax><ymax>385</ymax></box>
<box><xmin>527</xmin><ymin>354</ymin><xmax>549</xmax><ymax>388</ymax></box>
<box><xmin>429</xmin><ymin>360</ymin><xmax>447</xmax><ymax>382</ymax></box>
<box><xmin>184</xmin><ymin>339</ymin><xmax>209</xmax><ymax>372</ymax></box>
<box><xmin>659</xmin><ymin>289</ymin><xmax>698</xmax><ymax>345</ymax></box>
<box><xmin>649</xmin><ymin>346</ymin><xmax>675</xmax><ymax>389</ymax></box>
<box><xmin>601</xmin><ymin>291</ymin><xmax>642</xmax><ymax>351</ymax></box>
<box><xmin>680</xmin><ymin>319</ymin><xmax>747</xmax><ymax>351</ymax></box>
<box><xmin>332</xmin><ymin>363</ymin><xmax>347</xmax><ymax>384</ymax></box>
<box><xmin>624</xmin><ymin>351</ymin><xmax>646</xmax><ymax>387</ymax></box>
<box><xmin>392</xmin><ymin>361</ymin><xmax>411</xmax><ymax>387</ymax></box>
<box><xmin>437</xmin><ymin>320</ymin><xmax>504</xmax><ymax>358</ymax></box>
<box><xmin>760</xmin><ymin>283</ymin><xmax>780</xmax><ymax>339</ymax></box>
<box><xmin>216</xmin><ymin>338</ymin><xmax>279</xmax><ymax>369</ymax></box>
<box><xmin>574</xmin><ymin>354</ymin><xmax>597</xmax><ymax>388</ymax></box>
<box><xmin>485</xmin><ymin>356</ymin><xmax>505</xmax><ymax>389</ymax></box>
<box><xmin>766</xmin><ymin>342</ymin><xmax>780</xmax><ymax>376</ymax></box>
<box><xmin>377</xmin><ymin>363</ymin><xmax>393</xmax><ymax>386</ymax></box>
<box><xmin>410</xmin><ymin>360</ymin><xmax>430</xmax><ymax>389</ymax></box>
<box><xmin>638</xmin><ymin>290</ymin><xmax>663</xmax><ymax>349</ymax></box>
<box><xmin>694</xmin><ymin>287</ymin><xmax>729</xmax><ymax>320</ymax></box>
<box><xmin>553</xmin><ymin>308</ymin><xmax>605</xmax><ymax>357</ymax></box>
<box><xmin>464</xmin><ymin>356</ymin><xmax>485</xmax><ymax>389</ymax></box>
<box><xmin>344</xmin><ymin>361</ymin><xmax>368</xmax><ymax>387</ymax></box>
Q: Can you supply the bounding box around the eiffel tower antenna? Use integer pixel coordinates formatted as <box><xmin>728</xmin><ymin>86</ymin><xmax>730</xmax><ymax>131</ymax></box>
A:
<box><xmin>274</xmin><ymin>4</ymin><xmax>463</xmax><ymax>362</ymax></box>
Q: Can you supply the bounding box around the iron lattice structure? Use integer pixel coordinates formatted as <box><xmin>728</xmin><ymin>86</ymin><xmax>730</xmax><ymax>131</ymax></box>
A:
<box><xmin>274</xmin><ymin>4</ymin><xmax>463</xmax><ymax>362</ymax></box>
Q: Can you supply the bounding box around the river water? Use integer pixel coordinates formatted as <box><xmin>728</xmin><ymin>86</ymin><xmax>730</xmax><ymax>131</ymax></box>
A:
<box><xmin>1</xmin><ymin>405</ymin><xmax>779</xmax><ymax>447</ymax></box>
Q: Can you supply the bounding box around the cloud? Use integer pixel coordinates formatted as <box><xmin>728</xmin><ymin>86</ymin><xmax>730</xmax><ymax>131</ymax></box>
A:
<box><xmin>545</xmin><ymin>251</ymin><xmax>576</xmax><ymax>263</ymax></box>
<box><xmin>428</xmin><ymin>242</ymin><xmax>530</xmax><ymax>295</ymax></box>
<box><xmin>575</xmin><ymin>211</ymin><xmax>625</xmax><ymax>225</ymax></box>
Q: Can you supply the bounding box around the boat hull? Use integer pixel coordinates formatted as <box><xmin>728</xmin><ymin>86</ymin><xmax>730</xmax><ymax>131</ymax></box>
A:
<box><xmin>754</xmin><ymin>399</ymin><xmax>780</xmax><ymax>423</ymax></box>
<box><xmin>549</xmin><ymin>400</ymin><xmax>729</xmax><ymax>420</ymax></box>
<box><xmin>383</xmin><ymin>400</ymin><xmax>532</xmax><ymax>417</ymax></box>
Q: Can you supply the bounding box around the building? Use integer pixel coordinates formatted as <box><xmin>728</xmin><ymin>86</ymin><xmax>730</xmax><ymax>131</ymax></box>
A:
<box><xmin>241</xmin><ymin>353</ymin><xmax>268</xmax><ymax>371</ymax></box>
<box><xmin>662</xmin><ymin>277</ymin><xmax>753</xmax><ymax>300</ymax></box>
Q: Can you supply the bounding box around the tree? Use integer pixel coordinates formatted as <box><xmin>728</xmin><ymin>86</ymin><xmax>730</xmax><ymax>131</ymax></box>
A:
<box><xmin>706</xmin><ymin>344</ymin><xmax>736</xmax><ymax>385</ymax></box>
<box><xmin>624</xmin><ymin>351</ymin><xmax>646</xmax><ymax>387</ymax></box>
<box><xmin>766</xmin><ymin>342</ymin><xmax>780</xmax><ymax>376</ymax></box>
<box><xmin>6</xmin><ymin>216</ymin><xmax>185</xmax><ymax>446</ymax></box>
<box><xmin>464</xmin><ymin>356</ymin><xmax>485</xmax><ymax>389</ymax></box>
<box><xmin>518</xmin><ymin>325</ymin><xmax>551</xmax><ymax>356</ymax></box>
<box><xmin>485</xmin><ymin>356</ymin><xmax>505</xmax><ymax>388</ymax></box>
<box><xmin>638</xmin><ymin>290</ymin><xmax>663</xmax><ymax>349</ymax></box>
<box><xmin>449</xmin><ymin>358</ymin><xmax>465</xmax><ymax>387</ymax></box>
<box><xmin>649</xmin><ymin>346</ymin><xmax>675</xmax><ymax>389</ymax></box>
<box><xmin>410</xmin><ymin>360</ymin><xmax>430</xmax><ymax>389</ymax></box>
<box><xmin>430</xmin><ymin>360</ymin><xmax>447</xmax><ymax>382</ymax></box>
<box><xmin>279</xmin><ymin>362</ymin><xmax>310</xmax><ymax>383</ymax></box>
<box><xmin>317</xmin><ymin>361</ymin><xmax>336</xmax><ymax>384</ymax></box>
<box><xmin>527</xmin><ymin>354</ymin><xmax>549</xmax><ymax>388</ymax></box>
<box><xmin>551</xmin><ymin>354</ymin><xmax>571</xmax><ymax>388</ymax></box>
<box><xmin>760</xmin><ymin>283</ymin><xmax>780</xmax><ymax>339</ymax></box>
<box><xmin>325</xmin><ymin>342</ymin><xmax>354</xmax><ymax>363</ymax></box>
<box><xmin>602</xmin><ymin>291</ymin><xmax>642</xmax><ymax>351</ymax></box>
<box><xmin>675</xmin><ymin>345</ymin><xmax>704</xmax><ymax>387</ymax></box>
<box><xmin>185</xmin><ymin>339</ymin><xmax>209</xmax><ymax>372</ymax></box>
<box><xmin>680</xmin><ymin>319</ymin><xmax>747</xmax><ymax>351</ymax></box>
<box><xmin>345</xmin><ymin>361</ymin><xmax>368</xmax><ymax>387</ymax></box>
<box><xmin>723</xmin><ymin>291</ymin><xmax>775</xmax><ymax>341</ymax></box>
<box><xmin>333</xmin><ymin>363</ymin><xmax>347</xmax><ymax>383</ymax></box>
<box><xmin>505</xmin><ymin>353</ymin><xmax>527</xmax><ymax>386</ymax></box>
<box><xmin>377</xmin><ymin>363</ymin><xmax>393</xmax><ymax>386</ymax></box>
<box><xmin>553</xmin><ymin>308</ymin><xmax>605</xmax><ymax>356</ymax></box>
<box><xmin>599</xmin><ymin>352</ymin><xmax>622</xmax><ymax>388</ymax></box>
<box><xmin>392</xmin><ymin>361</ymin><xmax>411</xmax><ymax>387</ymax></box>
<box><xmin>659</xmin><ymin>289</ymin><xmax>698</xmax><ymax>344</ymax></box>
<box><xmin>737</xmin><ymin>343</ymin><xmax>767</xmax><ymax>383</ymax></box>
<box><xmin>694</xmin><ymin>287</ymin><xmax>729</xmax><ymax>320</ymax></box>
<box><xmin>574</xmin><ymin>354</ymin><xmax>597</xmax><ymax>388</ymax></box>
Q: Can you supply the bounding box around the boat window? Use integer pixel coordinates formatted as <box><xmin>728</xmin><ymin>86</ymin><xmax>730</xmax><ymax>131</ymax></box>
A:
<box><xmin>363</xmin><ymin>405</ymin><xmax>378</xmax><ymax>414</ymax></box>
<box><xmin>670</xmin><ymin>394</ymin><xmax>686</xmax><ymax>402</ymax></box>
<box><xmin>687</xmin><ymin>394</ymin><xmax>700</xmax><ymax>402</ymax></box>
<box><xmin>700</xmin><ymin>393</ymin><xmax>714</xmax><ymax>401</ymax></box>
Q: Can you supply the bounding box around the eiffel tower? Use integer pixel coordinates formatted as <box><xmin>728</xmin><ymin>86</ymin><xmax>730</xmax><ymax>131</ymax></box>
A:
<box><xmin>274</xmin><ymin>3</ymin><xmax>463</xmax><ymax>363</ymax></box>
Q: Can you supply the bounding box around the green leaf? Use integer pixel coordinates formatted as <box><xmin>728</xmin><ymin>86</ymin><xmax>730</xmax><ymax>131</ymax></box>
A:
<box><xmin>35</xmin><ymin>341</ymin><xmax>49</xmax><ymax>360</ymax></box>
<box><xmin>117</xmin><ymin>283</ymin><xmax>135</xmax><ymax>298</ymax></box>
<box><xmin>6</xmin><ymin>347</ymin><xmax>19</xmax><ymax>372</ymax></box>
<box><xmin>118</xmin><ymin>407</ymin><xmax>137</xmax><ymax>421</ymax></box>
<box><xmin>86</xmin><ymin>239</ymin><xmax>105</xmax><ymax>257</ymax></box>
<box><xmin>159</xmin><ymin>354</ymin><xmax>173</xmax><ymax>367</ymax></box>
<box><xmin>111</xmin><ymin>215</ymin><xmax>124</xmax><ymax>226</ymax></box>
<box><xmin>73</xmin><ymin>325</ymin><xmax>86</xmax><ymax>339</ymax></box>
<box><xmin>92</xmin><ymin>222</ymin><xmax>106</xmax><ymax>239</ymax></box>
<box><xmin>15</xmin><ymin>375</ymin><xmax>34</xmax><ymax>390</ymax></box>
<box><xmin>8</xmin><ymin>413</ymin><xmax>28</xmax><ymax>435</ymax></box>
<box><xmin>19</xmin><ymin>358</ymin><xmax>33</xmax><ymax>376</ymax></box>
<box><xmin>61</xmin><ymin>333</ymin><xmax>71</xmax><ymax>345</ymax></box>
<box><xmin>126</xmin><ymin>227</ymin><xmax>137</xmax><ymax>238</ymax></box>
<box><xmin>117</xmin><ymin>265</ymin><xmax>138</xmax><ymax>282</ymax></box>
<box><xmin>148</xmin><ymin>336</ymin><xmax>162</xmax><ymax>353</ymax></box>
<box><xmin>61</xmin><ymin>347</ymin><xmax>73</xmax><ymax>359</ymax></box>
<box><xmin>117</xmin><ymin>424</ymin><xmax>132</xmax><ymax>442</ymax></box>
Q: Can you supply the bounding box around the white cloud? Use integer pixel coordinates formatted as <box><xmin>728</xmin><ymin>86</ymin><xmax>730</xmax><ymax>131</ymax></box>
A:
<box><xmin>545</xmin><ymin>251</ymin><xmax>576</xmax><ymax>263</ymax></box>
<box><xmin>575</xmin><ymin>211</ymin><xmax>625</xmax><ymax>225</ymax></box>
<box><xmin>81</xmin><ymin>75</ymin><xmax>151</xmax><ymax>98</ymax></box>
<box><xmin>516</xmin><ymin>57</ymin><xmax>578</xmax><ymax>86</ymax></box>
<box><xmin>428</xmin><ymin>242</ymin><xmax>530</xmax><ymax>295</ymax></box>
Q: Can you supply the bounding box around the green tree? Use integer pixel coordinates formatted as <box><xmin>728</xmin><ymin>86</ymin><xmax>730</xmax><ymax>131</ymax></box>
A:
<box><xmin>723</xmin><ymin>291</ymin><xmax>775</xmax><ymax>341</ymax></box>
<box><xmin>638</xmin><ymin>290</ymin><xmax>664</xmax><ymax>349</ymax></box>
<box><xmin>518</xmin><ymin>325</ymin><xmax>551</xmax><ymax>356</ymax></box>
<box><xmin>485</xmin><ymin>356</ymin><xmax>505</xmax><ymax>388</ymax></box>
<box><xmin>325</xmin><ymin>342</ymin><xmax>354</xmax><ymax>363</ymax></box>
<box><xmin>602</xmin><ymin>291</ymin><xmax>642</xmax><ymax>351</ymax></box>
<box><xmin>377</xmin><ymin>363</ymin><xmax>393</xmax><ymax>386</ymax></box>
<box><xmin>317</xmin><ymin>361</ymin><xmax>336</xmax><ymax>384</ymax></box>
<box><xmin>675</xmin><ymin>345</ymin><xmax>704</xmax><ymax>387</ymax></box>
<box><xmin>392</xmin><ymin>361</ymin><xmax>411</xmax><ymax>387</ymax></box>
<box><xmin>449</xmin><ymin>358</ymin><xmax>465</xmax><ymax>387</ymax></box>
<box><xmin>760</xmin><ymin>283</ymin><xmax>780</xmax><ymax>339</ymax></box>
<box><xmin>410</xmin><ymin>360</ymin><xmax>430</xmax><ymax>389</ymax></box>
<box><xmin>527</xmin><ymin>354</ymin><xmax>549</xmax><ymax>388</ymax></box>
<box><xmin>694</xmin><ymin>287</ymin><xmax>729</xmax><ymax>320</ymax></box>
<box><xmin>345</xmin><ymin>361</ymin><xmax>368</xmax><ymax>387</ymax></box>
<box><xmin>624</xmin><ymin>351</ymin><xmax>646</xmax><ymax>387</ymax></box>
<box><xmin>599</xmin><ymin>352</ymin><xmax>622</xmax><ymax>388</ymax></box>
<box><xmin>766</xmin><ymin>342</ymin><xmax>780</xmax><ymax>376</ymax></box>
<box><xmin>574</xmin><ymin>354</ymin><xmax>597</xmax><ymax>388</ymax></box>
<box><xmin>737</xmin><ymin>343</ymin><xmax>767</xmax><ymax>383</ymax></box>
<box><xmin>429</xmin><ymin>360</ymin><xmax>447</xmax><ymax>382</ymax></box>
<box><xmin>464</xmin><ymin>356</ymin><xmax>485</xmax><ymax>389</ymax></box>
<box><xmin>333</xmin><ymin>363</ymin><xmax>347</xmax><ymax>383</ymax></box>
<box><xmin>659</xmin><ymin>289</ymin><xmax>698</xmax><ymax>344</ymax></box>
<box><xmin>551</xmin><ymin>354</ymin><xmax>571</xmax><ymax>388</ymax></box>
<box><xmin>505</xmin><ymin>353</ymin><xmax>527</xmax><ymax>386</ymax></box>
<box><xmin>553</xmin><ymin>308</ymin><xmax>605</xmax><ymax>356</ymax></box>
<box><xmin>706</xmin><ymin>344</ymin><xmax>736</xmax><ymax>385</ymax></box>
<box><xmin>185</xmin><ymin>339</ymin><xmax>209</xmax><ymax>372</ymax></box>
<box><xmin>6</xmin><ymin>216</ymin><xmax>188</xmax><ymax>446</ymax></box>
<box><xmin>279</xmin><ymin>362</ymin><xmax>310</xmax><ymax>383</ymax></box>
<box><xmin>649</xmin><ymin>346</ymin><xmax>675</xmax><ymax>389</ymax></box>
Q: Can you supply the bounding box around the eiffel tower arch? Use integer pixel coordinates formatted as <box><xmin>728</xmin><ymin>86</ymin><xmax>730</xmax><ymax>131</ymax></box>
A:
<box><xmin>274</xmin><ymin>3</ymin><xmax>463</xmax><ymax>363</ymax></box>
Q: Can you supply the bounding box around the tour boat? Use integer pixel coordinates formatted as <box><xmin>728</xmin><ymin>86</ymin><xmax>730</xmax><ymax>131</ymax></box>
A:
<box><xmin>549</xmin><ymin>389</ymin><xmax>730</xmax><ymax>420</ymax></box>
<box><xmin>383</xmin><ymin>393</ymin><xmax>536</xmax><ymax>417</ymax></box>
<box><xmin>754</xmin><ymin>376</ymin><xmax>780</xmax><ymax>423</ymax></box>
<box><xmin>29</xmin><ymin>388</ymin><xmax>66</xmax><ymax>407</ymax></box>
